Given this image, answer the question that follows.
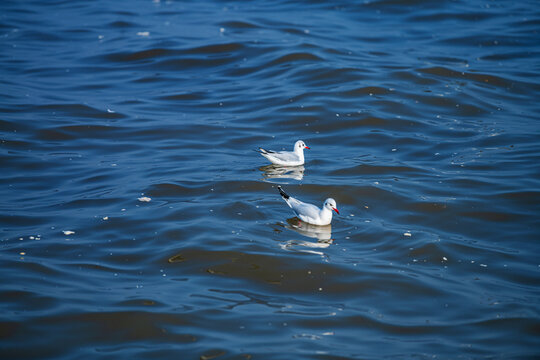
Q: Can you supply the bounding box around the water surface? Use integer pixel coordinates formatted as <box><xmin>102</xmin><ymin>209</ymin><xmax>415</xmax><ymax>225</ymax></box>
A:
<box><xmin>1</xmin><ymin>0</ymin><xmax>539</xmax><ymax>359</ymax></box>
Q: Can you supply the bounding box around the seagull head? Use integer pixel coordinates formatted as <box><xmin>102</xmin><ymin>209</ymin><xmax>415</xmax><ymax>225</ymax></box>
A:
<box><xmin>324</xmin><ymin>198</ymin><xmax>339</xmax><ymax>214</ymax></box>
<box><xmin>295</xmin><ymin>140</ymin><xmax>310</xmax><ymax>150</ymax></box>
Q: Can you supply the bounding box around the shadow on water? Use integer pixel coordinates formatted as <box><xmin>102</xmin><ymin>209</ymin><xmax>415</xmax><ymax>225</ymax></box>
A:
<box><xmin>284</xmin><ymin>217</ymin><xmax>333</xmax><ymax>242</ymax></box>
<box><xmin>259</xmin><ymin>164</ymin><xmax>305</xmax><ymax>181</ymax></box>
<box><xmin>278</xmin><ymin>218</ymin><xmax>334</xmax><ymax>261</ymax></box>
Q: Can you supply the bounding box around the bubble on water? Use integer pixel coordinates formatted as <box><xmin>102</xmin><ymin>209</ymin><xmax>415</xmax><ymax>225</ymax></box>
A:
<box><xmin>138</xmin><ymin>197</ymin><xmax>151</xmax><ymax>202</ymax></box>
<box><xmin>63</xmin><ymin>230</ymin><xmax>75</xmax><ymax>235</ymax></box>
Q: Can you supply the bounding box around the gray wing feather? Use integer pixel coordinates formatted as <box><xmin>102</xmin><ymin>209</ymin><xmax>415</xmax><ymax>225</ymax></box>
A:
<box><xmin>288</xmin><ymin>197</ymin><xmax>320</xmax><ymax>219</ymax></box>
<box><xmin>272</xmin><ymin>151</ymin><xmax>299</xmax><ymax>162</ymax></box>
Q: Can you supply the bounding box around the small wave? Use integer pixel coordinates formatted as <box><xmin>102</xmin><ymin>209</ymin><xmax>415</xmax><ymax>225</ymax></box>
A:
<box><xmin>219</xmin><ymin>21</ymin><xmax>260</xmax><ymax>30</ymax></box>
<box><xmin>31</xmin><ymin>104</ymin><xmax>125</xmax><ymax>120</ymax></box>
<box><xmin>418</xmin><ymin>66</ymin><xmax>514</xmax><ymax>89</ymax></box>
<box><xmin>103</xmin><ymin>48</ymin><xmax>176</xmax><ymax>62</ymax></box>
<box><xmin>269</xmin><ymin>52</ymin><xmax>324</xmax><ymax>65</ymax></box>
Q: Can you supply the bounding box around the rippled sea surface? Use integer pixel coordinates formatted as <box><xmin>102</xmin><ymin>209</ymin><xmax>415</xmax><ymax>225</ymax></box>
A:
<box><xmin>1</xmin><ymin>0</ymin><xmax>539</xmax><ymax>359</ymax></box>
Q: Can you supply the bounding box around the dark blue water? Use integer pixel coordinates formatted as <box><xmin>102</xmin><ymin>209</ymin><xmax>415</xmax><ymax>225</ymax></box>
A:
<box><xmin>1</xmin><ymin>0</ymin><xmax>539</xmax><ymax>359</ymax></box>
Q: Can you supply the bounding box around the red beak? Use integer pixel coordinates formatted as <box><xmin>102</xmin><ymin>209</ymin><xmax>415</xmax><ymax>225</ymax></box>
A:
<box><xmin>305</xmin><ymin>146</ymin><xmax>310</xmax><ymax>149</ymax></box>
<box><xmin>333</xmin><ymin>208</ymin><xmax>339</xmax><ymax>214</ymax></box>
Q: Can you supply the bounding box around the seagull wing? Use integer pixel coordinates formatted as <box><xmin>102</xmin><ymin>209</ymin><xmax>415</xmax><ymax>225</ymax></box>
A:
<box><xmin>257</xmin><ymin>147</ymin><xmax>276</xmax><ymax>155</ymax></box>
<box><xmin>286</xmin><ymin>197</ymin><xmax>321</xmax><ymax>223</ymax></box>
<box><xmin>267</xmin><ymin>150</ymin><xmax>299</xmax><ymax>163</ymax></box>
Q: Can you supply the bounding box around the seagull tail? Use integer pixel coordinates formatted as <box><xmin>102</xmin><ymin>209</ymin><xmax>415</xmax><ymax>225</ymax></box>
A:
<box><xmin>257</xmin><ymin>147</ymin><xmax>276</xmax><ymax>155</ymax></box>
<box><xmin>277</xmin><ymin>185</ymin><xmax>290</xmax><ymax>200</ymax></box>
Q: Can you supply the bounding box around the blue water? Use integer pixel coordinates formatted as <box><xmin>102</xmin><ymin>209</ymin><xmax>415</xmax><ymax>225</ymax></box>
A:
<box><xmin>1</xmin><ymin>0</ymin><xmax>539</xmax><ymax>359</ymax></box>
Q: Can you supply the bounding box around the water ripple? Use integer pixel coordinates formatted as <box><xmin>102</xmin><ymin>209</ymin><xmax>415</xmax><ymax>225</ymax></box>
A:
<box><xmin>1</xmin><ymin>0</ymin><xmax>539</xmax><ymax>359</ymax></box>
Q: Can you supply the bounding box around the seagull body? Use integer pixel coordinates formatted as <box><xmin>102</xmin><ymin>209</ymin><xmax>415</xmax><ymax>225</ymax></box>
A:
<box><xmin>257</xmin><ymin>140</ymin><xmax>309</xmax><ymax>166</ymax></box>
<box><xmin>277</xmin><ymin>186</ymin><xmax>339</xmax><ymax>226</ymax></box>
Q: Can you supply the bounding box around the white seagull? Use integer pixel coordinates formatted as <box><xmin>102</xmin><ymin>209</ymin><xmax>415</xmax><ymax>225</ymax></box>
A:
<box><xmin>257</xmin><ymin>140</ymin><xmax>310</xmax><ymax>166</ymax></box>
<box><xmin>277</xmin><ymin>186</ymin><xmax>339</xmax><ymax>226</ymax></box>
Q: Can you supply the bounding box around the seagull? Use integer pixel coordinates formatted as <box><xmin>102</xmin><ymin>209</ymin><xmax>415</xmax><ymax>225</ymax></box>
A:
<box><xmin>277</xmin><ymin>186</ymin><xmax>339</xmax><ymax>226</ymax></box>
<box><xmin>257</xmin><ymin>140</ymin><xmax>310</xmax><ymax>166</ymax></box>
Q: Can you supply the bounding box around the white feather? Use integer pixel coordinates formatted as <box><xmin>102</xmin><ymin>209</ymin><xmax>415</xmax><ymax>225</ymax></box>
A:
<box><xmin>278</xmin><ymin>186</ymin><xmax>338</xmax><ymax>226</ymax></box>
<box><xmin>258</xmin><ymin>140</ymin><xmax>309</xmax><ymax>166</ymax></box>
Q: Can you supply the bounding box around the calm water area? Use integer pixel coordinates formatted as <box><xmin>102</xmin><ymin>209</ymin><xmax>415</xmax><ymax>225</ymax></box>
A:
<box><xmin>1</xmin><ymin>0</ymin><xmax>539</xmax><ymax>359</ymax></box>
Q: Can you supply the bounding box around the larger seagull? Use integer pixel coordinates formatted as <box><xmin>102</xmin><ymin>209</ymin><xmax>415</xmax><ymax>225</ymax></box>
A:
<box><xmin>277</xmin><ymin>186</ymin><xmax>339</xmax><ymax>226</ymax></box>
<box><xmin>257</xmin><ymin>140</ymin><xmax>309</xmax><ymax>166</ymax></box>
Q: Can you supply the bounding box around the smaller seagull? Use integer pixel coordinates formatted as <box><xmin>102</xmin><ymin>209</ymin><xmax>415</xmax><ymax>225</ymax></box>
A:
<box><xmin>257</xmin><ymin>140</ymin><xmax>310</xmax><ymax>166</ymax></box>
<box><xmin>277</xmin><ymin>186</ymin><xmax>339</xmax><ymax>226</ymax></box>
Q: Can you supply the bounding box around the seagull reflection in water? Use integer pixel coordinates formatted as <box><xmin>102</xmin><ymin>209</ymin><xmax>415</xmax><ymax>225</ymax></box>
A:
<box><xmin>259</xmin><ymin>164</ymin><xmax>304</xmax><ymax>181</ymax></box>
<box><xmin>280</xmin><ymin>217</ymin><xmax>333</xmax><ymax>260</ymax></box>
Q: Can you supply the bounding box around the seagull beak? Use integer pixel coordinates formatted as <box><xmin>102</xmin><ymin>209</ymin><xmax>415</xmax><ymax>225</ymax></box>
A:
<box><xmin>333</xmin><ymin>208</ymin><xmax>339</xmax><ymax>214</ymax></box>
<box><xmin>305</xmin><ymin>146</ymin><xmax>310</xmax><ymax>149</ymax></box>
